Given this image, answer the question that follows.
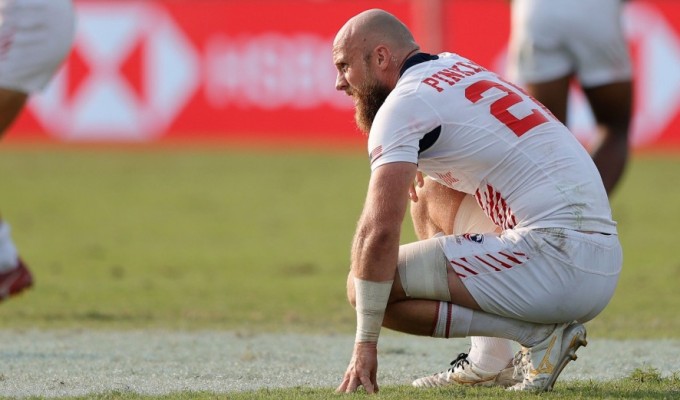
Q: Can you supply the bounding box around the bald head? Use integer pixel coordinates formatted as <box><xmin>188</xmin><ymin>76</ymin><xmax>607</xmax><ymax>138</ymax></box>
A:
<box><xmin>333</xmin><ymin>9</ymin><xmax>421</xmax><ymax>134</ymax></box>
<box><xmin>333</xmin><ymin>9</ymin><xmax>419</xmax><ymax>64</ymax></box>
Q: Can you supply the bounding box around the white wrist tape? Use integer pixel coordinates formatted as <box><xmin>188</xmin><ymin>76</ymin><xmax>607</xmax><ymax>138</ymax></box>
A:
<box><xmin>354</xmin><ymin>277</ymin><xmax>393</xmax><ymax>343</ymax></box>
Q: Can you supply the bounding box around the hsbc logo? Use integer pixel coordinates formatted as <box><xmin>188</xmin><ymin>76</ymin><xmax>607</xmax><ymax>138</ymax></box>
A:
<box><xmin>30</xmin><ymin>2</ymin><xmax>200</xmax><ymax>141</ymax></box>
<box><xmin>204</xmin><ymin>33</ymin><xmax>349</xmax><ymax>110</ymax></box>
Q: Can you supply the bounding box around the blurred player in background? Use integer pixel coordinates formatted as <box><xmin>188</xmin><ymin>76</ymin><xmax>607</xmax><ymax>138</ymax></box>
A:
<box><xmin>507</xmin><ymin>0</ymin><xmax>633</xmax><ymax>195</ymax></box>
<box><xmin>333</xmin><ymin>9</ymin><xmax>621</xmax><ymax>393</ymax></box>
<box><xmin>421</xmin><ymin>0</ymin><xmax>634</xmax><ymax>387</ymax></box>
<box><xmin>0</xmin><ymin>0</ymin><xmax>76</xmax><ymax>301</ymax></box>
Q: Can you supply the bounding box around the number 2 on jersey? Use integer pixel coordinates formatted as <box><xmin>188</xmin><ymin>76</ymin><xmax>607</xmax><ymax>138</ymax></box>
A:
<box><xmin>465</xmin><ymin>80</ymin><xmax>548</xmax><ymax>137</ymax></box>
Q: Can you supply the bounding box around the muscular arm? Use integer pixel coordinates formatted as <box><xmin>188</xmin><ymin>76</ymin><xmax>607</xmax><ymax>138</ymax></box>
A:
<box><xmin>336</xmin><ymin>161</ymin><xmax>417</xmax><ymax>393</ymax></box>
<box><xmin>351</xmin><ymin>162</ymin><xmax>417</xmax><ymax>282</ymax></box>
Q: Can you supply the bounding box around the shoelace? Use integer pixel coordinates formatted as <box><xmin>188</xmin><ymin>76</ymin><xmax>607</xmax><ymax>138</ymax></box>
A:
<box><xmin>512</xmin><ymin>348</ymin><xmax>530</xmax><ymax>379</ymax></box>
<box><xmin>448</xmin><ymin>352</ymin><xmax>470</xmax><ymax>372</ymax></box>
<box><xmin>427</xmin><ymin>352</ymin><xmax>470</xmax><ymax>380</ymax></box>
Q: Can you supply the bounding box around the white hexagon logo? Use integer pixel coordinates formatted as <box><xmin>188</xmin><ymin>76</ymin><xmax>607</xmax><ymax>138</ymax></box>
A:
<box><xmin>29</xmin><ymin>1</ymin><xmax>200</xmax><ymax>141</ymax></box>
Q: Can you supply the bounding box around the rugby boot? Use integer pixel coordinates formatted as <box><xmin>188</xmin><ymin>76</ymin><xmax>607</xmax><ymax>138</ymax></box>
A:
<box><xmin>508</xmin><ymin>321</ymin><xmax>587</xmax><ymax>392</ymax></box>
<box><xmin>413</xmin><ymin>351</ymin><xmax>524</xmax><ymax>388</ymax></box>
<box><xmin>0</xmin><ymin>258</ymin><xmax>34</xmax><ymax>301</ymax></box>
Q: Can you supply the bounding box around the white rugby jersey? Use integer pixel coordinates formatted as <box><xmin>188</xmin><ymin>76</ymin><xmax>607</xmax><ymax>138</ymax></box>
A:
<box><xmin>368</xmin><ymin>52</ymin><xmax>616</xmax><ymax>233</ymax></box>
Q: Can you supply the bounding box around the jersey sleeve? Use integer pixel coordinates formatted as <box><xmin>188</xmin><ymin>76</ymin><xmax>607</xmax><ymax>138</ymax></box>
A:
<box><xmin>367</xmin><ymin>93</ymin><xmax>440</xmax><ymax>171</ymax></box>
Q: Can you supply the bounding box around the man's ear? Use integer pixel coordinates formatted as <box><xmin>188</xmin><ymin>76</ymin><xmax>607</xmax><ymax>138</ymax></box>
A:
<box><xmin>374</xmin><ymin>46</ymin><xmax>392</xmax><ymax>70</ymax></box>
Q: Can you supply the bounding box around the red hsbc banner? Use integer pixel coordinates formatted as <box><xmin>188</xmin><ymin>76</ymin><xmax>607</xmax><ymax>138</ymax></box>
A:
<box><xmin>6</xmin><ymin>0</ymin><xmax>680</xmax><ymax>150</ymax></box>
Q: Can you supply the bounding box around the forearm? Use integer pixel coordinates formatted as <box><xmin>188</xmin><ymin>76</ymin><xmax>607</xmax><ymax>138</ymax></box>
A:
<box><xmin>350</xmin><ymin>224</ymin><xmax>400</xmax><ymax>343</ymax></box>
<box><xmin>350</xmin><ymin>223</ymin><xmax>401</xmax><ymax>281</ymax></box>
<box><xmin>347</xmin><ymin>162</ymin><xmax>416</xmax><ymax>344</ymax></box>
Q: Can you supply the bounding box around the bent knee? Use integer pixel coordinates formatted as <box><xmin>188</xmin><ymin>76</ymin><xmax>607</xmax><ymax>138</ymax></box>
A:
<box><xmin>397</xmin><ymin>239</ymin><xmax>452</xmax><ymax>302</ymax></box>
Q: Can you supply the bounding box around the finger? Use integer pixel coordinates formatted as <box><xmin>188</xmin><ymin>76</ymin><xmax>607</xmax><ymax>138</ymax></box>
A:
<box><xmin>359</xmin><ymin>375</ymin><xmax>375</xmax><ymax>394</ymax></box>
<box><xmin>416</xmin><ymin>171</ymin><xmax>425</xmax><ymax>187</ymax></box>
<box><xmin>409</xmin><ymin>184</ymin><xmax>419</xmax><ymax>202</ymax></box>
<box><xmin>346</xmin><ymin>376</ymin><xmax>361</xmax><ymax>393</ymax></box>
<box><xmin>335</xmin><ymin>374</ymin><xmax>350</xmax><ymax>393</ymax></box>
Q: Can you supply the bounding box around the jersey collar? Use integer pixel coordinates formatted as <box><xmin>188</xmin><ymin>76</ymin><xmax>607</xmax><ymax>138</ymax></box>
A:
<box><xmin>399</xmin><ymin>52</ymin><xmax>439</xmax><ymax>77</ymax></box>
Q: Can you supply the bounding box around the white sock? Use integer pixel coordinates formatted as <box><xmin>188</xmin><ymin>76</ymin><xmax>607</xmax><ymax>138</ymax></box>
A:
<box><xmin>430</xmin><ymin>302</ymin><xmax>553</xmax><ymax>348</ymax></box>
<box><xmin>0</xmin><ymin>222</ymin><xmax>19</xmax><ymax>272</ymax></box>
<box><xmin>468</xmin><ymin>337</ymin><xmax>515</xmax><ymax>372</ymax></box>
<box><xmin>431</xmin><ymin>301</ymin><xmax>473</xmax><ymax>338</ymax></box>
<box><xmin>467</xmin><ymin>308</ymin><xmax>555</xmax><ymax>348</ymax></box>
<box><xmin>451</xmin><ymin>203</ymin><xmax>514</xmax><ymax>371</ymax></box>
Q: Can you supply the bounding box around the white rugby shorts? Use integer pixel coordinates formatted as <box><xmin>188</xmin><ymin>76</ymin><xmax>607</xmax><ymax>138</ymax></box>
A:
<box><xmin>0</xmin><ymin>0</ymin><xmax>76</xmax><ymax>93</ymax></box>
<box><xmin>507</xmin><ymin>0</ymin><xmax>632</xmax><ymax>87</ymax></box>
<box><xmin>399</xmin><ymin>227</ymin><xmax>622</xmax><ymax>324</ymax></box>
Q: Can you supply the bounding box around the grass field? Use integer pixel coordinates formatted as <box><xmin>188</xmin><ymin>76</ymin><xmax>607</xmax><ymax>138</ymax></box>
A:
<box><xmin>1</xmin><ymin>146</ymin><xmax>679</xmax><ymax>398</ymax></box>
<box><xmin>11</xmin><ymin>368</ymin><xmax>676</xmax><ymax>400</ymax></box>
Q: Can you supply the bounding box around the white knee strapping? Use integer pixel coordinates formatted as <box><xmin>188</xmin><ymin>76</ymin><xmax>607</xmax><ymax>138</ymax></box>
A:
<box><xmin>397</xmin><ymin>238</ymin><xmax>451</xmax><ymax>302</ymax></box>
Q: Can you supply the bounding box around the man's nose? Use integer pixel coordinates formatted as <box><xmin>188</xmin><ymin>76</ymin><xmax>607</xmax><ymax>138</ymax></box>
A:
<box><xmin>336</xmin><ymin>73</ymin><xmax>348</xmax><ymax>92</ymax></box>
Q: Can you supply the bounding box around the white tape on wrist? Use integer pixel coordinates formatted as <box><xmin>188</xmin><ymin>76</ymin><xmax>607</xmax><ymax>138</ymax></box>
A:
<box><xmin>354</xmin><ymin>277</ymin><xmax>393</xmax><ymax>343</ymax></box>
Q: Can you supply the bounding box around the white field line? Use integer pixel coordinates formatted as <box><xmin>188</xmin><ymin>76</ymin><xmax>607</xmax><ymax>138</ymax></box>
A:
<box><xmin>0</xmin><ymin>330</ymin><xmax>679</xmax><ymax>398</ymax></box>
